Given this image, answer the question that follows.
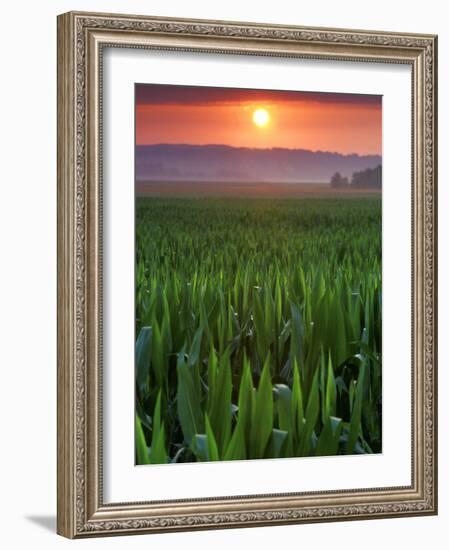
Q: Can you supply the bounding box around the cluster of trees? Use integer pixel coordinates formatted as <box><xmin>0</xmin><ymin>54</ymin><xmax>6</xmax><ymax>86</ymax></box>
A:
<box><xmin>330</xmin><ymin>165</ymin><xmax>382</xmax><ymax>189</ymax></box>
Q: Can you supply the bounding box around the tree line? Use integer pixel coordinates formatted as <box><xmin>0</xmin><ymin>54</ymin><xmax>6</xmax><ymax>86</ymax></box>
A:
<box><xmin>330</xmin><ymin>164</ymin><xmax>382</xmax><ymax>189</ymax></box>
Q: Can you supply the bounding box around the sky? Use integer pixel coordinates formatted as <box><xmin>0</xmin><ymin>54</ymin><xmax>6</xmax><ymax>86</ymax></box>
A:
<box><xmin>135</xmin><ymin>84</ymin><xmax>382</xmax><ymax>156</ymax></box>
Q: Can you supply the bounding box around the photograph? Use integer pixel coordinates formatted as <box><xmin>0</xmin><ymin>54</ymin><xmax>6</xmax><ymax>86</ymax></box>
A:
<box><xmin>55</xmin><ymin>10</ymin><xmax>437</xmax><ymax>537</ymax></box>
<box><xmin>134</xmin><ymin>83</ymin><xmax>383</xmax><ymax>465</ymax></box>
<box><xmin>0</xmin><ymin>0</ymin><xmax>442</xmax><ymax>543</ymax></box>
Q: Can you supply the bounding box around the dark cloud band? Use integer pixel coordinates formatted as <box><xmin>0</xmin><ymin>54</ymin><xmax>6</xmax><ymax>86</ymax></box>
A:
<box><xmin>135</xmin><ymin>83</ymin><xmax>382</xmax><ymax>107</ymax></box>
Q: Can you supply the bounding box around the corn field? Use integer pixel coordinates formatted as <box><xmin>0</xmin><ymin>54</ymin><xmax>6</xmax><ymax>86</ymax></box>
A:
<box><xmin>135</xmin><ymin>196</ymin><xmax>382</xmax><ymax>464</ymax></box>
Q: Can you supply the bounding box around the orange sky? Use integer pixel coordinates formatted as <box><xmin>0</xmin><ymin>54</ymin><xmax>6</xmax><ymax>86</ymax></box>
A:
<box><xmin>136</xmin><ymin>85</ymin><xmax>382</xmax><ymax>156</ymax></box>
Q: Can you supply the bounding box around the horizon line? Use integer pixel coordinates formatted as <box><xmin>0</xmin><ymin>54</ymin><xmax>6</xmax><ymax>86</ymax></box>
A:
<box><xmin>136</xmin><ymin>143</ymin><xmax>382</xmax><ymax>157</ymax></box>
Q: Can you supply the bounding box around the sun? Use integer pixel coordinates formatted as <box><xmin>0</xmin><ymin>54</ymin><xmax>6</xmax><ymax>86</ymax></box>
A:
<box><xmin>252</xmin><ymin>108</ymin><xmax>270</xmax><ymax>128</ymax></box>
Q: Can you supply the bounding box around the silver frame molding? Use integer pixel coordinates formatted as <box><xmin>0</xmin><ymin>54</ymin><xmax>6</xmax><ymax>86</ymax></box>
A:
<box><xmin>57</xmin><ymin>11</ymin><xmax>438</xmax><ymax>538</ymax></box>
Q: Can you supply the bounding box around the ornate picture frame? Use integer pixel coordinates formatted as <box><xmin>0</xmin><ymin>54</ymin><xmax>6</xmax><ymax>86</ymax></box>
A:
<box><xmin>57</xmin><ymin>11</ymin><xmax>437</xmax><ymax>538</ymax></box>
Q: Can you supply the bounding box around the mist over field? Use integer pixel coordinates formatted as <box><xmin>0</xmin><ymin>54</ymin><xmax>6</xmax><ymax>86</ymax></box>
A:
<box><xmin>136</xmin><ymin>181</ymin><xmax>381</xmax><ymax>198</ymax></box>
<box><xmin>136</xmin><ymin>144</ymin><xmax>381</xmax><ymax>185</ymax></box>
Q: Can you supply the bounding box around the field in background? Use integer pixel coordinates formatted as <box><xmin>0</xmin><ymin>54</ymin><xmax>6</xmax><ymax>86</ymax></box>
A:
<box><xmin>136</xmin><ymin>180</ymin><xmax>381</xmax><ymax>198</ymax></box>
<box><xmin>135</xmin><ymin>195</ymin><xmax>382</xmax><ymax>464</ymax></box>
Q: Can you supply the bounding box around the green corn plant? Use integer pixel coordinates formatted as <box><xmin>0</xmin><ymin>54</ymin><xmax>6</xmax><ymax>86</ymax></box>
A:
<box><xmin>135</xmin><ymin>196</ymin><xmax>382</xmax><ymax>464</ymax></box>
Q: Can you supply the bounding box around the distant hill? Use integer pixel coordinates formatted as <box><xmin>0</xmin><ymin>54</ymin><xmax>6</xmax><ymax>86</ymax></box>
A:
<box><xmin>136</xmin><ymin>144</ymin><xmax>382</xmax><ymax>184</ymax></box>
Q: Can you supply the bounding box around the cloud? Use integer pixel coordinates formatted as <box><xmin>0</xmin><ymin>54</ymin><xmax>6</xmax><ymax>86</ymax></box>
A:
<box><xmin>135</xmin><ymin>83</ymin><xmax>382</xmax><ymax>107</ymax></box>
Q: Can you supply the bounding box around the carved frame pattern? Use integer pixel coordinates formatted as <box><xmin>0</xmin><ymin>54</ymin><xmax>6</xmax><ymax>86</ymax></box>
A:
<box><xmin>57</xmin><ymin>11</ymin><xmax>437</xmax><ymax>538</ymax></box>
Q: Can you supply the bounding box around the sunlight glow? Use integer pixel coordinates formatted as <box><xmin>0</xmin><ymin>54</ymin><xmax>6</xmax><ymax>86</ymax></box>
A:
<box><xmin>252</xmin><ymin>108</ymin><xmax>270</xmax><ymax>128</ymax></box>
